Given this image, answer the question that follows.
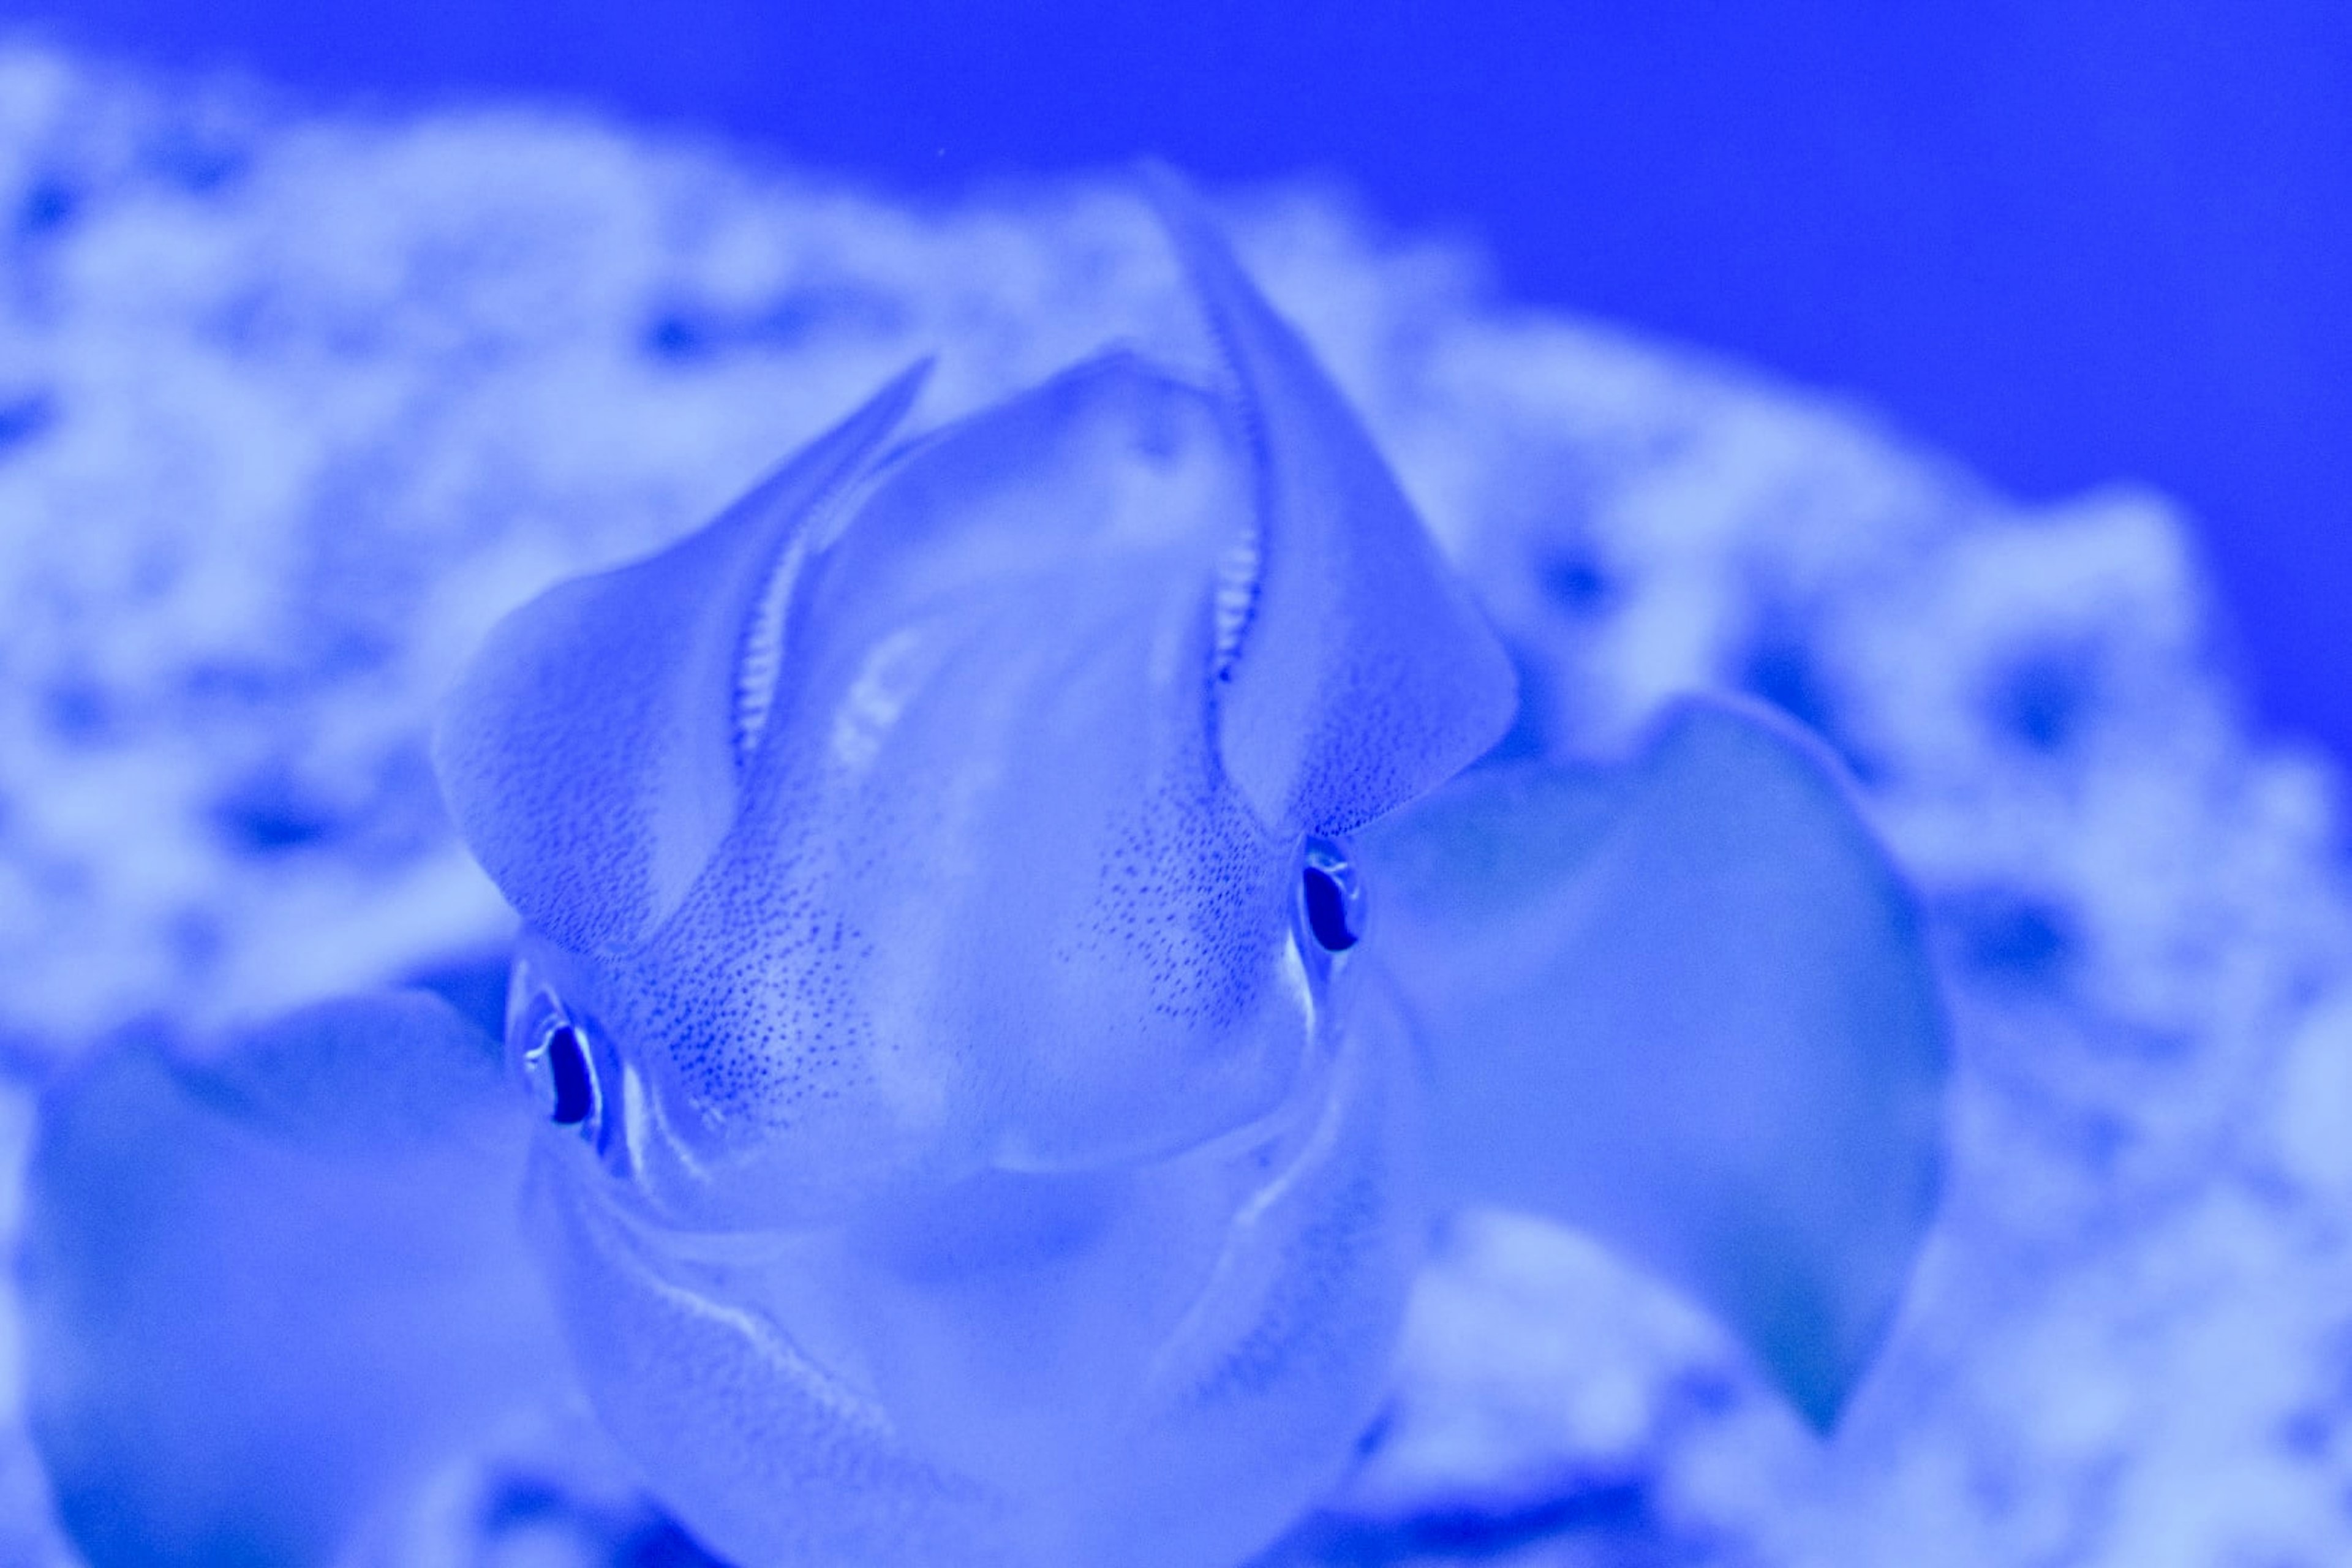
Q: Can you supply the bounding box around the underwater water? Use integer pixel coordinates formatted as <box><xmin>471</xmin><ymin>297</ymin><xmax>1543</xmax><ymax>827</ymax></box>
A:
<box><xmin>0</xmin><ymin>38</ymin><xmax>2348</xmax><ymax>1567</ymax></box>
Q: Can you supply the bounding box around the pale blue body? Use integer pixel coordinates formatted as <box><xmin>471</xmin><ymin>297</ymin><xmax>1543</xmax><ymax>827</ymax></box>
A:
<box><xmin>20</xmin><ymin>184</ymin><xmax>1945</xmax><ymax>1566</ymax></box>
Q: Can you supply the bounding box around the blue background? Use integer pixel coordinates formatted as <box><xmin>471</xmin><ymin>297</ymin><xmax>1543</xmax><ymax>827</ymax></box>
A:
<box><xmin>9</xmin><ymin>0</ymin><xmax>2348</xmax><ymax>763</ymax></box>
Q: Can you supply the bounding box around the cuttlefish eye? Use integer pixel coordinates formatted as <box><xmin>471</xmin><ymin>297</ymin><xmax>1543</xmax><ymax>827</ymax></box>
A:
<box><xmin>1299</xmin><ymin>835</ymin><xmax>1363</xmax><ymax>952</ymax></box>
<box><xmin>544</xmin><ymin>1024</ymin><xmax>596</xmax><ymax>1126</ymax></box>
<box><xmin>524</xmin><ymin>1011</ymin><xmax>601</xmax><ymax>1136</ymax></box>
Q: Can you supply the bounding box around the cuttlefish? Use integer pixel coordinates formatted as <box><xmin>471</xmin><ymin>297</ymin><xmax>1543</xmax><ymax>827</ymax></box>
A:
<box><xmin>19</xmin><ymin>182</ymin><xmax>1945</xmax><ymax>1567</ymax></box>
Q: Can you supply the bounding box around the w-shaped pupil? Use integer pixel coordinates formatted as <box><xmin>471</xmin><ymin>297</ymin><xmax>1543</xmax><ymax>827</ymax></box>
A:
<box><xmin>547</xmin><ymin>1024</ymin><xmax>596</xmax><ymax>1125</ymax></box>
<box><xmin>1302</xmin><ymin>865</ymin><xmax>1359</xmax><ymax>951</ymax></box>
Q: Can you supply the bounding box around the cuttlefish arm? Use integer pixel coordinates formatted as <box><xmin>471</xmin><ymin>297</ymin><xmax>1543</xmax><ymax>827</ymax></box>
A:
<box><xmin>1148</xmin><ymin>172</ymin><xmax>1520</xmax><ymax>838</ymax></box>
<box><xmin>19</xmin><ymin>993</ymin><xmax>576</xmax><ymax>1564</ymax></box>
<box><xmin>1360</xmin><ymin>695</ymin><xmax>1948</xmax><ymax>1427</ymax></box>
<box><xmin>434</xmin><ymin>362</ymin><xmax>930</xmax><ymax>957</ymax></box>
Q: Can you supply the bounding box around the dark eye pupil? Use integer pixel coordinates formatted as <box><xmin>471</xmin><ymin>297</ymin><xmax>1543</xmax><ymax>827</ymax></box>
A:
<box><xmin>1302</xmin><ymin>865</ymin><xmax>1359</xmax><ymax>951</ymax></box>
<box><xmin>546</xmin><ymin>1024</ymin><xmax>596</xmax><ymax>1126</ymax></box>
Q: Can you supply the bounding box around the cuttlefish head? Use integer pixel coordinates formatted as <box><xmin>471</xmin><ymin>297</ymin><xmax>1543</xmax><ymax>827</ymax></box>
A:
<box><xmin>435</xmin><ymin>189</ymin><xmax>1517</xmax><ymax>1237</ymax></box>
<box><xmin>437</xmin><ymin>189</ymin><xmax>1515</xmax><ymax>1563</ymax></box>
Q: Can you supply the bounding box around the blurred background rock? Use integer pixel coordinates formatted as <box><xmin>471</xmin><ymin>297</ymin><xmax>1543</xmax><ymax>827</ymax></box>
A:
<box><xmin>3</xmin><ymin>0</ymin><xmax>2344</xmax><ymax>763</ymax></box>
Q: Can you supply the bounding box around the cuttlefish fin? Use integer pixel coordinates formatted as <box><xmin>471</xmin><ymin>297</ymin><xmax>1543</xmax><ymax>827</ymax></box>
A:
<box><xmin>434</xmin><ymin>361</ymin><xmax>930</xmax><ymax>954</ymax></box>
<box><xmin>20</xmin><ymin>993</ymin><xmax>576</xmax><ymax>1565</ymax></box>
<box><xmin>1362</xmin><ymin>696</ymin><xmax>1948</xmax><ymax>1427</ymax></box>
<box><xmin>1146</xmin><ymin>172</ymin><xmax>1518</xmax><ymax>838</ymax></box>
